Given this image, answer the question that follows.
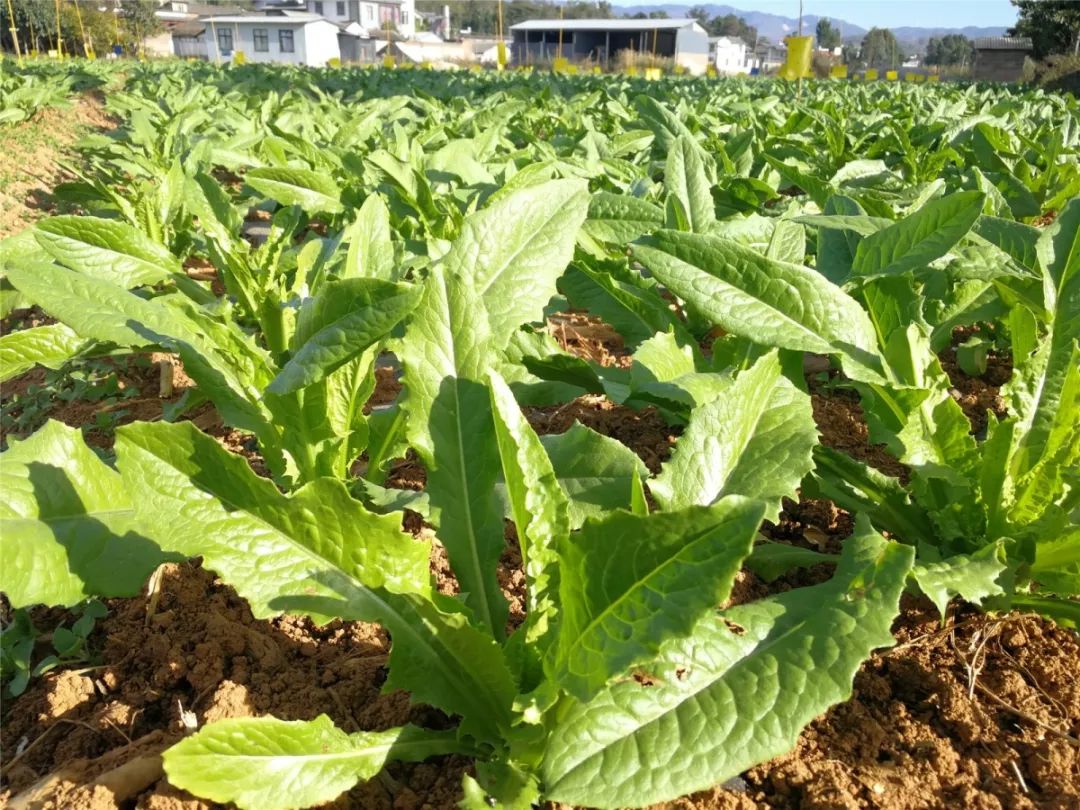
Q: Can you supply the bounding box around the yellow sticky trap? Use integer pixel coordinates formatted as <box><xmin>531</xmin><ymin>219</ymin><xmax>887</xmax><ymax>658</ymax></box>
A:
<box><xmin>627</xmin><ymin>65</ymin><xmax>638</xmax><ymax>77</ymax></box>
<box><xmin>645</xmin><ymin>67</ymin><xmax>661</xmax><ymax>81</ymax></box>
<box><xmin>85</xmin><ymin>46</ymin><xmax>95</xmax><ymax>60</ymax></box>
<box><xmin>420</xmin><ymin>60</ymin><xmax>432</xmax><ymax>70</ymax></box>
<box><xmin>865</xmin><ymin>68</ymin><xmax>879</xmax><ymax>81</ymax></box>
<box><xmin>233</xmin><ymin>50</ymin><xmax>246</xmax><ymax>64</ymax></box>
<box><xmin>830</xmin><ymin>64</ymin><xmax>847</xmax><ymax>79</ymax></box>
<box><xmin>904</xmin><ymin>72</ymin><xmax>916</xmax><ymax>82</ymax></box>
<box><xmin>928</xmin><ymin>74</ymin><xmax>940</xmax><ymax>82</ymax></box>
<box><xmin>383</xmin><ymin>54</ymin><xmax>395</xmax><ymax>68</ymax></box>
<box><xmin>886</xmin><ymin>70</ymin><xmax>898</xmax><ymax>81</ymax></box>
<box><xmin>592</xmin><ymin>66</ymin><xmax>602</xmax><ymax>75</ymax></box>
<box><xmin>565</xmin><ymin>64</ymin><xmax>578</xmax><ymax>74</ymax></box>
<box><xmin>328</xmin><ymin>57</ymin><xmax>341</xmax><ymax>68</ymax></box>
<box><xmin>778</xmin><ymin>35</ymin><xmax>813</xmax><ymax>79</ymax></box>
<box><xmin>553</xmin><ymin>56</ymin><xmax>569</xmax><ymax>73</ymax></box>
<box><xmin>673</xmin><ymin>64</ymin><xmax>686</xmax><ymax>75</ymax></box>
<box><xmin>706</xmin><ymin>65</ymin><xmax>717</xmax><ymax>78</ymax></box>
<box><xmin>913</xmin><ymin>73</ymin><xmax>925</xmax><ymax>82</ymax></box>
<box><xmin>497</xmin><ymin>40</ymin><xmax>507</xmax><ymax>70</ymax></box>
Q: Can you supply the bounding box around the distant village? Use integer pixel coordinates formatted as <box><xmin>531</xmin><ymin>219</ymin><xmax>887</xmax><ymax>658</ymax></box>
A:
<box><xmin>138</xmin><ymin>0</ymin><xmax>1030</xmax><ymax>81</ymax></box>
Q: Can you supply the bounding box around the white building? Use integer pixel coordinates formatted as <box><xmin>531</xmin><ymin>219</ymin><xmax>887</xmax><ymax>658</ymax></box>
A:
<box><xmin>306</xmin><ymin>0</ymin><xmax>415</xmax><ymax>38</ymax></box>
<box><xmin>709</xmin><ymin>36</ymin><xmax>747</xmax><ymax>74</ymax></box>
<box><xmin>202</xmin><ymin>11</ymin><xmax>341</xmax><ymax>65</ymax></box>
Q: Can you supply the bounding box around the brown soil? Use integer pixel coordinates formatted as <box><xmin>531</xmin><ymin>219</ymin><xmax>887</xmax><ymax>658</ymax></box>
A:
<box><xmin>4</xmin><ymin>564</ymin><xmax>1076</xmax><ymax>810</ymax></box>
<box><xmin>938</xmin><ymin>342</ymin><xmax>1012</xmax><ymax>438</ymax></box>
<box><xmin>547</xmin><ymin>310</ymin><xmax>631</xmax><ymax>369</ymax></box>
<box><xmin>809</xmin><ymin>385</ymin><xmax>908</xmax><ymax>481</ymax></box>
<box><xmin>0</xmin><ymin>352</ymin><xmax>190</xmax><ymax>450</ymax></box>
<box><xmin>0</xmin><ymin>563</ymin><xmax>467</xmax><ymax>810</ymax></box>
<box><xmin>525</xmin><ymin>394</ymin><xmax>677</xmax><ymax>473</ymax></box>
<box><xmin>0</xmin><ymin>94</ymin><xmax>116</xmax><ymax>238</ymax></box>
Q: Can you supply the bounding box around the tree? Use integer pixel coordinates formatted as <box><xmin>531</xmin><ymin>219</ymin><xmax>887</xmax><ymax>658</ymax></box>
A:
<box><xmin>924</xmin><ymin>34</ymin><xmax>974</xmax><ymax>66</ymax></box>
<box><xmin>707</xmin><ymin>13</ymin><xmax>757</xmax><ymax>45</ymax></box>
<box><xmin>120</xmin><ymin>0</ymin><xmax>162</xmax><ymax>52</ymax></box>
<box><xmin>842</xmin><ymin>43</ymin><xmax>863</xmax><ymax>69</ymax></box>
<box><xmin>861</xmin><ymin>27</ymin><xmax>900</xmax><ymax>69</ymax></box>
<box><xmin>816</xmin><ymin>17</ymin><xmax>842</xmax><ymax>50</ymax></box>
<box><xmin>688</xmin><ymin>6</ymin><xmax>709</xmax><ymax>27</ymax></box>
<box><xmin>1009</xmin><ymin>0</ymin><xmax>1080</xmax><ymax>58</ymax></box>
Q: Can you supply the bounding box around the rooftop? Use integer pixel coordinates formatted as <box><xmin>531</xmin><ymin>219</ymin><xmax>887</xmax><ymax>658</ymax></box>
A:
<box><xmin>974</xmin><ymin>36</ymin><xmax>1033</xmax><ymax>50</ymax></box>
<box><xmin>198</xmin><ymin>11</ymin><xmax>325</xmax><ymax>24</ymax></box>
<box><xmin>510</xmin><ymin>18</ymin><xmax>702</xmax><ymax>32</ymax></box>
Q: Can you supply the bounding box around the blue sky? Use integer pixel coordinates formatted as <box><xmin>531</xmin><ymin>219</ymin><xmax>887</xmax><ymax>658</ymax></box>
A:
<box><xmin>618</xmin><ymin>1</ymin><xmax>1019</xmax><ymax>29</ymax></box>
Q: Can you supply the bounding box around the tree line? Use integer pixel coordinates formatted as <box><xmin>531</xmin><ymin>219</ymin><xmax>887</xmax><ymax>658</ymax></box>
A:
<box><xmin>1</xmin><ymin>0</ymin><xmax>161</xmax><ymax>57</ymax></box>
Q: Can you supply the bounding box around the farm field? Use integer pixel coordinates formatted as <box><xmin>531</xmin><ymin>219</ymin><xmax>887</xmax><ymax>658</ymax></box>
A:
<box><xmin>1</xmin><ymin>58</ymin><xmax>1079</xmax><ymax>810</ymax></box>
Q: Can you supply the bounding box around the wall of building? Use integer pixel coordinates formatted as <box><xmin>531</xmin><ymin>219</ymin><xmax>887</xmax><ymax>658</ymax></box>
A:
<box><xmin>675</xmin><ymin>28</ymin><xmax>708</xmax><ymax>75</ymax></box>
<box><xmin>303</xmin><ymin>21</ymin><xmax>341</xmax><ymax>64</ymax></box>
<box><xmin>511</xmin><ymin>28</ymin><xmax>681</xmax><ymax>66</ymax></box>
<box><xmin>712</xmin><ymin>41</ymin><xmax>747</xmax><ymax>74</ymax></box>
<box><xmin>973</xmin><ymin>50</ymin><xmax>1028</xmax><ymax>82</ymax></box>
<box><xmin>205</xmin><ymin>22</ymin><xmax>341</xmax><ymax>66</ymax></box>
<box><xmin>308</xmin><ymin>0</ymin><xmax>414</xmax><ymax>36</ymax></box>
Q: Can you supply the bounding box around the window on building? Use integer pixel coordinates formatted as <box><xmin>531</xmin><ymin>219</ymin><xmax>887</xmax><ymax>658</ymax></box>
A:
<box><xmin>253</xmin><ymin>28</ymin><xmax>268</xmax><ymax>51</ymax></box>
<box><xmin>336</xmin><ymin>1</ymin><xmax>345</xmax><ymax>15</ymax></box>
<box><xmin>217</xmin><ymin>27</ymin><xmax>233</xmax><ymax>53</ymax></box>
<box><xmin>313</xmin><ymin>1</ymin><xmax>323</xmax><ymax>13</ymax></box>
<box><xmin>364</xmin><ymin>4</ymin><xmax>374</xmax><ymax>22</ymax></box>
<box><xmin>400</xmin><ymin>9</ymin><xmax>408</xmax><ymax>25</ymax></box>
<box><xmin>279</xmin><ymin>28</ymin><xmax>295</xmax><ymax>52</ymax></box>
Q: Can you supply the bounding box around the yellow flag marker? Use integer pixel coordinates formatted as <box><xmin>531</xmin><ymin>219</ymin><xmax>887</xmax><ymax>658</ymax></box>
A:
<box><xmin>777</xmin><ymin>35</ymin><xmax>812</xmax><ymax>80</ymax></box>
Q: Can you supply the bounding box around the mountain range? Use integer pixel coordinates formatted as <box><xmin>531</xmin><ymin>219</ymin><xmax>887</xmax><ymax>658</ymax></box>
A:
<box><xmin>613</xmin><ymin>4</ymin><xmax>1008</xmax><ymax>47</ymax></box>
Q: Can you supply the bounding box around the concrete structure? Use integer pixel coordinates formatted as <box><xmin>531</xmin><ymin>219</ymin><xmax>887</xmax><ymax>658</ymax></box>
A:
<box><xmin>709</xmin><ymin>35</ymin><xmax>747</xmax><ymax>74</ymax></box>
<box><xmin>973</xmin><ymin>36</ymin><xmax>1032</xmax><ymax>82</ymax></box>
<box><xmin>306</xmin><ymin>0</ymin><xmax>415</xmax><ymax>38</ymax></box>
<box><xmin>510</xmin><ymin>18</ymin><xmax>709</xmax><ymax>74</ymax></box>
<box><xmin>753</xmin><ymin>41</ymin><xmax>787</xmax><ymax>72</ymax></box>
<box><xmin>202</xmin><ymin>11</ymin><xmax>341</xmax><ymax>65</ymax></box>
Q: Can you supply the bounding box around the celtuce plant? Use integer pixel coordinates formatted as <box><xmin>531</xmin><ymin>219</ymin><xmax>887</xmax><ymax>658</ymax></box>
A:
<box><xmin>1</xmin><ymin>57</ymin><xmax>1077</xmax><ymax>808</ymax></box>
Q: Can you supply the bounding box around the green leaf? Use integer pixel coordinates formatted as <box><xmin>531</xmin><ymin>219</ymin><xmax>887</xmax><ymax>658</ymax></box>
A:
<box><xmin>540</xmin><ymin>423</ymin><xmax>649</xmax><ymax>529</ymax></box>
<box><xmin>0</xmin><ymin>323</ymin><xmax>90</xmax><ymax>382</ymax></box>
<box><xmin>115</xmin><ymin>420</ymin><xmax>515</xmax><ymax>741</ymax></box>
<box><xmin>488</xmin><ymin>369</ymin><xmax>568</xmax><ymax>644</ymax></box>
<box><xmin>542</xmin><ymin>519</ymin><xmax>914</xmax><ymax>808</ymax></box>
<box><xmin>551</xmin><ymin>498</ymin><xmax>764</xmax><ymax>702</ymax></box>
<box><xmin>558</xmin><ymin>264</ymin><xmax>687</xmax><ymax>350</ymax></box>
<box><xmin>665</xmin><ymin>135</ymin><xmax>715</xmax><ymax>234</ymax></box>
<box><xmin>0</xmin><ymin>421</ymin><xmax>167</xmax><ymax>608</ymax></box>
<box><xmin>443</xmin><ymin>178</ymin><xmax>589</xmax><ymax>348</ymax></box>
<box><xmin>910</xmin><ymin>541</ymin><xmax>1008</xmax><ymax>619</ymax></box>
<box><xmin>163</xmin><ymin>716</ymin><xmax>462</xmax><ymax>810</ymax></box>
<box><xmin>581</xmin><ymin>193</ymin><xmax>665</xmax><ymax>247</ymax></box>
<box><xmin>1036</xmin><ymin>197</ymin><xmax>1080</xmax><ymax>289</ymax></box>
<box><xmin>765</xmin><ymin>219</ymin><xmax>806</xmax><ymax>265</ymax></box>
<box><xmin>35</xmin><ymin>216</ymin><xmax>178</xmax><ymax>287</ymax></box>
<box><xmin>632</xmin><ymin>230</ymin><xmax>883</xmax><ymax>380</ymax></box>
<box><xmin>398</xmin><ymin>267</ymin><xmax>507</xmax><ymax>634</ymax></box>
<box><xmin>1008</xmin><ymin>593</ymin><xmax>1080</xmax><ymax>630</ymax></box>
<box><xmin>745</xmin><ymin>541</ymin><xmax>840</xmax><ymax>583</ymax></box>
<box><xmin>852</xmin><ymin>191</ymin><xmax>985</xmax><ymax>277</ymax></box>
<box><xmin>972</xmin><ymin>216</ymin><xmax>1041</xmax><ymax>272</ymax></box>
<box><xmin>651</xmin><ymin>352</ymin><xmax>816</xmax><ymax>521</ymax></box>
<box><xmin>4</xmin><ymin>262</ymin><xmax>278</xmax><ymax>453</ymax></box>
<box><xmin>245</xmin><ymin>168</ymin><xmax>343</xmax><ymax>215</ymax></box>
<box><xmin>635</xmin><ymin>95</ymin><xmax>698</xmax><ymax>156</ymax></box>
<box><xmin>344</xmin><ymin>194</ymin><xmax>396</xmax><ymax>281</ymax></box>
<box><xmin>268</xmin><ymin>279</ymin><xmax>421</xmax><ymax>394</ymax></box>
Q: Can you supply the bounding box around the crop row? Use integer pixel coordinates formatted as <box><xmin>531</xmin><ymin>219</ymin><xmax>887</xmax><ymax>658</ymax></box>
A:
<box><xmin>1</xmin><ymin>60</ymin><xmax>1077</xmax><ymax>809</ymax></box>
